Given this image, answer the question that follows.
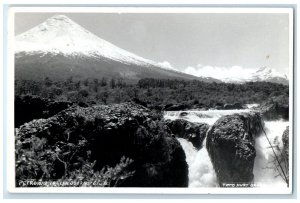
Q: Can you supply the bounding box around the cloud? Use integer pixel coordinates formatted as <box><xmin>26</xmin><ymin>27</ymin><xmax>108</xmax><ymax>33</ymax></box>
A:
<box><xmin>183</xmin><ymin>65</ymin><xmax>255</xmax><ymax>82</ymax></box>
<box><xmin>157</xmin><ymin>61</ymin><xmax>177</xmax><ymax>71</ymax></box>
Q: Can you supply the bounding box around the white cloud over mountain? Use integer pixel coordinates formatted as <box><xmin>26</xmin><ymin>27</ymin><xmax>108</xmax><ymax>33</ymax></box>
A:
<box><xmin>157</xmin><ymin>61</ymin><xmax>177</xmax><ymax>71</ymax></box>
<box><xmin>183</xmin><ymin>65</ymin><xmax>255</xmax><ymax>82</ymax></box>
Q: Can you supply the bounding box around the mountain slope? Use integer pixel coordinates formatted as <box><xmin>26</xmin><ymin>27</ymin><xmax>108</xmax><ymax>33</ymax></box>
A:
<box><xmin>15</xmin><ymin>15</ymin><xmax>155</xmax><ymax>66</ymax></box>
<box><xmin>15</xmin><ymin>15</ymin><xmax>220</xmax><ymax>83</ymax></box>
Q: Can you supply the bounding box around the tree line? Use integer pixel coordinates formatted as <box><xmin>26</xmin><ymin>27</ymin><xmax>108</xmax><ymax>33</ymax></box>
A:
<box><xmin>15</xmin><ymin>77</ymin><xmax>289</xmax><ymax>109</ymax></box>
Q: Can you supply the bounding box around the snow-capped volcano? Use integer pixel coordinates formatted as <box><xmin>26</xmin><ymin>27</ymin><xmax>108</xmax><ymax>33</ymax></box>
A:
<box><xmin>250</xmin><ymin>66</ymin><xmax>288</xmax><ymax>83</ymax></box>
<box><xmin>183</xmin><ymin>65</ymin><xmax>288</xmax><ymax>85</ymax></box>
<box><xmin>15</xmin><ymin>15</ymin><xmax>156</xmax><ymax>66</ymax></box>
<box><xmin>218</xmin><ymin>66</ymin><xmax>288</xmax><ymax>85</ymax></box>
<box><xmin>15</xmin><ymin>15</ymin><xmax>220</xmax><ymax>82</ymax></box>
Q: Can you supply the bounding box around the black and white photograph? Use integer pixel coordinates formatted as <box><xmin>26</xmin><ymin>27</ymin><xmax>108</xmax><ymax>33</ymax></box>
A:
<box><xmin>7</xmin><ymin>6</ymin><xmax>293</xmax><ymax>194</ymax></box>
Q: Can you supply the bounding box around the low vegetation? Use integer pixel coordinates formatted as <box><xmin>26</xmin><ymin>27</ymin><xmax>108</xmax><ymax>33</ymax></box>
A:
<box><xmin>15</xmin><ymin>77</ymin><xmax>289</xmax><ymax>109</ymax></box>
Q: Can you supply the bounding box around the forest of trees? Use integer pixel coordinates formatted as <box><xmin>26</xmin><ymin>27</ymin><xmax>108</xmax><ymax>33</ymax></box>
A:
<box><xmin>15</xmin><ymin>77</ymin><xmax>289</xmax><ymax>109</ymax></box>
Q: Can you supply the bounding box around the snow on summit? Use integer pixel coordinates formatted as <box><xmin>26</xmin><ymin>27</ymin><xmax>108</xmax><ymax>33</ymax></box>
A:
<box><xmin>250</xmin><ymin>66</ymin><xmax>288</xmax><ymax>81</ymax></box>
<box><xmin>15</xmin><ymin>15</ymin><xmax>157</xmax><ymax>66</ymax></box>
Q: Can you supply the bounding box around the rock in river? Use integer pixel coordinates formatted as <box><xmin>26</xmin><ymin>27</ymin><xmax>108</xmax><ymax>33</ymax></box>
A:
<box><xmin>166</xmin><ymin>119</ymin><xmax>209</xmax><ymax>150</ymax></box>
<box><xmin>206</xmin><ymin>112</ymin><xmax>263</xmax><ymax>186</ymax></box>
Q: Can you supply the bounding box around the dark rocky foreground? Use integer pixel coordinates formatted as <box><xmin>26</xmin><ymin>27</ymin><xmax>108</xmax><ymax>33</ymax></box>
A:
<box><xmin>15</xmin><ymin>93</ymin><xmax>290</xmax><ymax>188</ymax></box>
<box><xmin>16</xmin><ymin>102</ymin><xmax>188</xmax><ymax>187</ymax></box>
<box><xmin>165</xmin><ymin>119</ymin><xmax>209</xmax><ymax>150</ymax></box>
<box><xmin>206</xmin><ymin>112</ymin><xmax>264</xmax><ymax>186</ymax></box>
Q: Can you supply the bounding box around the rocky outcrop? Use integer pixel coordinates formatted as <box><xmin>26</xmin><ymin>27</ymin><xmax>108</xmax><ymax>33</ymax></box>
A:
<box><xmin>256</xmin><ymin>96</ymin><xmax>289</xmax><ymax>120</ymax></box>
<box><xmin>16</xmin><ymin>102</ymin><xmax>188</xmax><ymax>187</ymax></box>
<box><xmin>15</xmin><ymin>95</ymin><xmax>73</xmax><ymax>127</ymax></box>
<box><xmin>206</xmin><ymin>112</ymin><xmax>263</xmax><ymax>186</ymax></box>
<box><xmin>166</xmin><ymin>119</ymin><xmax>209</xmax><ymax>150</ymax></box>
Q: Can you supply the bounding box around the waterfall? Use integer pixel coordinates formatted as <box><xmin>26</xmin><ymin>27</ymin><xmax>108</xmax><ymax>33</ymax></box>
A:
<box><xmin>177</xmin><ymin>138</ymin><xmax>217</xmax><ymax>187</ymax></box>
<box><xmin>253</xmin><ymin>120</ymin><xmax>289</xmax><ymax>187</ymax></box>
<box><xmin>165</xmin><ymin>109</ymin><xmax>289</xmax><ymax>188</ymax></box>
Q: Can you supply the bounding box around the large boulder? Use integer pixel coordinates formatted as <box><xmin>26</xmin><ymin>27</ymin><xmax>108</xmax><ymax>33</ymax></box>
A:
<box><xmin>15</xmin><ymin>102</ymin><xmax>188</xmax><ymax>187</ymax></box>
<box><xmin>165</xmin><ymin>119</ymin><xmax>209</xmax><ymax>150</ymax></box>
<box><xmin>206</xmin><ymin>112</ymin><xmax>263</xmax><ymax>186</ymax></box>
<box><xmin>15</xmin><ymin>95</ymin><xmax>72</xmax><ymax>127</ymax></box>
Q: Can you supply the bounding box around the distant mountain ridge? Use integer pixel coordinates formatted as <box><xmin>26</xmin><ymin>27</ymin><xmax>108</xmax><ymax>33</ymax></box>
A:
<box><xmin>15</xmin><ymin>15</ymin><xmax>220</xmax><ymax>83</ymax></box>
<box><xmin>249</xmin><ymin>66</ymin><xmax>288</xmax><ymax>85</ymax></box>
<box><xmin>221</xmin><ymin>66</ymin><xmax>288</xmax><ymax>85</ymax></box>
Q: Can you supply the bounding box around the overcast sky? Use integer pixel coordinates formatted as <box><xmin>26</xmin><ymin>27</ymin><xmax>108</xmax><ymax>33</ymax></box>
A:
<box><xmin>15</xmin><ymin>12</ymin><xmax>290</xmax><ymax>78</ymax></box>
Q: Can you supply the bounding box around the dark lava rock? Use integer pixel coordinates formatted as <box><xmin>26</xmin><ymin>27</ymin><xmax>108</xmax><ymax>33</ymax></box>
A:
<box><xmin>223</xmin><ymin>103</ymin><xmax>244</xmax><ymax>110</ymax></box>
<box><xmin>206</xmin><ymin>112</ymin><xmax>264</xmax><ymax>186</ymax></box>
<box><xmin>16</xmin><ymin>102</ymin><xmax>188</xmax><ymax>187</ymax></box>
<box><xmin>179</xmin><ymin>112</ymin><xmax>189</xmax><ymax>117</ymax></box>
<box><xmin>214</xmin><ymin>105</ymin><xmax>224</xmax><ymax>110</ymax></box>
<box><xmin>257</xmin><ymin>97</ymin><xmax>289</xmax><ymax>120</ymax></box>
<box><xmin>216</xmin><ymin>102</ymin><xmax>224</xmax><ymax>107</ymax></box>
<box><xmin>192</xmin><ymin>104</ymin><xmax>208</xmax><ymax>110</ymax></box>
<box><xmin>166</xmin><ymin>119</ymin><xmax>209</xmax><ymax>150</ymax></box>
<box><xmin>213</xmin><ymin>102</ymin><xmax>224</xmax><ymax>110</ymax></box>
<box><xmin>15</xmin><ymin>95</ymin><xmax>73</xmax><ymax>128</ymax></box>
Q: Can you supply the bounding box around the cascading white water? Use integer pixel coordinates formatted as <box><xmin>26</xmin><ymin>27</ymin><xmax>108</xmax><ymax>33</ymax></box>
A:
<box><xmin>177</xmin><ymin>138</ymin><xmax>218</xmax><ymax>187</ymax></box>
<box><xmin>164</xmin><ymin>109</ymin><xmax>250</xmax><ymax>125</ymax></box>
<box><xmin>253</xmin><ymin>120</ymin><xmax>289</xmax><ymax>187</ymax></box>
<box><xmin>246</xmin><ymin>103</ymin><xmax>259</xmax><ymax>109</ymax></box>
<box><xmin>164</xmin><ymin>109</ymin><xmax>289</xmax><ymax>188</ymax></box>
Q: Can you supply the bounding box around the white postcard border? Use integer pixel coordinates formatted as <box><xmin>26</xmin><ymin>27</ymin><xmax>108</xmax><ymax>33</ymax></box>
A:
<box><xmin>5</xmin><ymin>6</ymin><xmax>294</xmax><ymax>194</ymax></box>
